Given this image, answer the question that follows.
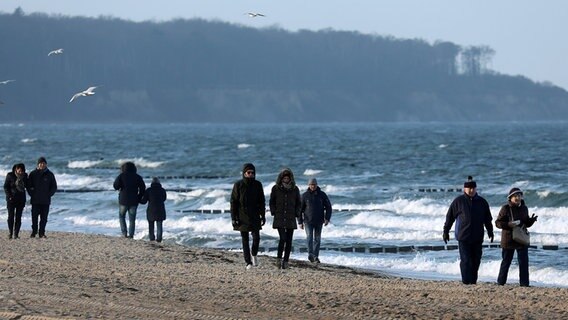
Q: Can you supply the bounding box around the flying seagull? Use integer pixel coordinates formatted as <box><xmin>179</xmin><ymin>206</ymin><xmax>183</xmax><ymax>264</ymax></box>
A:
<box><xmin>70</xmin><ymin>86</ymin><xmax>98</xmax><ymax>103</ymax></box>
<box><xmin>246</xmin><ymin>12</ymin><xmax>265</xmax><ymax>17</ymax></box>
<box><xmin>0</xmin><ymin>79</ymin><xmax>15</xmax><ymax>85</ymax></box>
<box><xmin>48</xmin><ymin>48</ymin><xmax>64</xmax><ymax>56</ymax></box>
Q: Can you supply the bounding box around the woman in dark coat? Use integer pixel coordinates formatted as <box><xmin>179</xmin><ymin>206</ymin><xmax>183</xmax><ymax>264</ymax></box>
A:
<box><xmin>230</xmin><ymin>163</ymin><xmax>266</xmax><ymax>269</ymax></box>
<box><xmin>269</xmin><ymin>168</ymin><xmax>301</xmax><ymax>269</ymax></box>
<box><xmin>495</xmin><ymin>188</ymin><xmax>538</xmax><ymax>287</ymax></box>
<box><xmin>140</xmin><ymin>177</ymin><xmax>167</xmax><ymax>243</ymax></box>
<box><xmin>3</xmin><ymin>163</ymin><xmax>27</xmax><ymax>239</ymax></box>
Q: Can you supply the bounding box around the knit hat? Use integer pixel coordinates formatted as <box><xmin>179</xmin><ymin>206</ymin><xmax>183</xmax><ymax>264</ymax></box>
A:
<box><xmin>507</xmin><ymin>187</ymin><xmax>523</xmax><ymax>199</ymax></box>
<box><xmin>151</xmin><ymin>177</ymin><xmax>160</xmax><ymax>184</ymax></box>
<box><xmin>242</xmin><ymin>163</ymin><xmax>255</xmax><ymax>173</ymax></box>
<box><xmin>37</xmin><ymin>157</ymin><xmax>47</xmax><ymax>164</ymax></box>
<box><xmin>308</xmin><ymin>178</ymin><xmax>317</xmax><ymax>185</ymax></box>
<box><xmin>463</xmin><ymin>176</ymin><xmax>476</xmax><ymax>188</ymax></box>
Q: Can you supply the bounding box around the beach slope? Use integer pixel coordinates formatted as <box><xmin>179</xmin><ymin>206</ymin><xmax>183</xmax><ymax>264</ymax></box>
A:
<box><xmin>0</xmin><ymin>232</ymin><xmax>566</xmax><ymax>319</ymax></box>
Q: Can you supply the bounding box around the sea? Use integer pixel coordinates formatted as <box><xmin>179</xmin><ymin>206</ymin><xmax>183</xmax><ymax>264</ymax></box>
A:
<box><xmin>1</xmin><ymin>122</ymin><xmax>568</xmax><ymax>288</ymax></box>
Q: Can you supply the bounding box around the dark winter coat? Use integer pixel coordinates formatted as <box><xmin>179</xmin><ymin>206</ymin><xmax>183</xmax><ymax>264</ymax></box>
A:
<box><xmin>113</xmin><ymin>162</ymin><xmax>146</xmax><ymax>206</ymax></box>
<box><xmin>299</xmin><ymin>186</ymin><xmax>332</xmax><ymax>226</ymax></box>
<box><xmin>269</xmin><ymin>168</ymin><xmax>301</xmax><ymax>230</ymax></box>
<box><xmin>27</xmin><ymin>167</ymin><xmax>57</xmax><ymax>205</ymax></box>
<box><xmin>495</xmin><ymin>200</ymin><xmax>535</xmax><ymax>249</ymax></box>
<box><xmin>443</xmin><ymin>193</ymin><xmax>494</xmax><ymax>243</ymax></box>
<box><xmin>3</xmin><ymin>165</ymin><xmax>28</xmax><ymax>207</ymax></box>
<box><xmin>140</xmin><ymin>182</ymin><xmax>167</xmax><ymax>221</ymax></box>
<box><xmin>230</xmin><ymin>175</ymin><xmax>266</xmax><ymax>232</ymax></box>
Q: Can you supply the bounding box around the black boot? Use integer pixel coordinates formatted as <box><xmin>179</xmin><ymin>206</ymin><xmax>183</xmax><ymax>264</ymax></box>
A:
<box><xmin>276</xmin><ymin>258</ymin><xmax>282</xmax><ymax>269</ymax></box>
<box><xmin>281</xmin><ymin>260</ymin><xmax>288</xmax><ymax>270</ymax></box>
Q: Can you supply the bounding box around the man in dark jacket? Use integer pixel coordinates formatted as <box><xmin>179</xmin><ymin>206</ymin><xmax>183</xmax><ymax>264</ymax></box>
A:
<box><xmin>113</xmin><ymin>161</ymin><xmax>146</xmax><ymax>238</ymax></box>
<box><xmin>230</xmin><ymin>163</ymin><xmax>266</xmax><ymax>269</ymax></box>
<box><xmin>27</xmin><ymin>157</ymin><xmax>57</xmax><ymax>238</ymax></box>
<box><xmin>443</xmin><ymin>176</ymin><xmax>494</xmax><ymax>285</ymax></box>
<box><xmin>3</xmin><ymin>163</ymin><xmax>28</xmax><ymax>239</ymax></box>
<box><xmin>269</xmin><ymin>168</ymin><xmax>301</xmax><ymax>269</ymax></box>
<box><xmin>299</xmin><ymin>178</ymin><xmax>332</xmax><ymax>264</ymax></box>
<box><xmin>140</xmin><ymin>177</ymin><xmax>167</xmax><ymax>243</ymax></box>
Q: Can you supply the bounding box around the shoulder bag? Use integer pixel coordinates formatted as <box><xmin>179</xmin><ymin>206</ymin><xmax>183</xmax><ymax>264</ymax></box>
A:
<box><xmin>510</xmin><ymin>207</ymin><xmax>530</xmax><ymax>246</ymax></box>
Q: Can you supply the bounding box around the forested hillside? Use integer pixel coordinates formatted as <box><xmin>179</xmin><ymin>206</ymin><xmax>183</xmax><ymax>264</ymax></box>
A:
<box><xmin>1</xmin><ymin>9</ymin><xmax>567</xmax><ymax>122</ymax></box>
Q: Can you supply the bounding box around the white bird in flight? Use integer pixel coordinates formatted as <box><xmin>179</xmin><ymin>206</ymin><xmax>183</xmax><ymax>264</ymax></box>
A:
<box><xmin>48</xmin><ymin>48</ymin><xmax>64</xmax><ymax>56</ymax></box>
<box><xmin>0</xmin><ymin>79</ymin><xmax>15</xmax><ymax>85</ymax></box>
<box><xmin>69</xmin><ymin>86</ymin><xmax>99</xmax><ymax>103</ymax></box>
<box><xmin>247</xmin><ymin>12</ymin><xmax>265</xmax><ymax>18</ymax></box>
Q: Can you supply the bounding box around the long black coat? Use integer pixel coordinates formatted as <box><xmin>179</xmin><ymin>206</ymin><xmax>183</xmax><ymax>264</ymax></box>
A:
<box><xmin>495</xmin><ymin>200</ymin><xmax>535</xmax><ymax>249</ymax></box>
<box><xmin>140</xmin><ymin>182</ymin><xmax>167</xmax><ymax>221</ymax></box>
<box><xmin>113</xmin><ymin>162</ymin><xmax>145</xmax><ymax>206</ymax></box>
<box><xmin>230</xmin><ymin>178</ymin><xmax>266</xmax><ymax>232</ymax></box>
<box><xmin>4</xmin><ymin>170</ymin><xmax>28</xmax><ymax>207</ymax></box>
<box><xmin>27</xmin><ymin>168</ymin><xmax>57</xmax><ymax>205</ymax></box>
<box><xmin>269</xmin><ymin>169</ymin><xmax>301</xmax><ymax>230</ymax></box>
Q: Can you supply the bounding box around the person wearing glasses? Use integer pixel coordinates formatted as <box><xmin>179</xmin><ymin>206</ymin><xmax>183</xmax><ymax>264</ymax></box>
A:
<box><xmin>269</xmin><ymin>168</ymin><xmax>302</xmax><ymax>269</ymax></box>
<box><xmin>495</xmin><ymin>188</ymin><xmax>538</xmax><ymax>287</ymax></box>
<box><xmin>230</xmin><ymin>163</ymin><xmax>266</xmax><ymax>270</ymax></box>
<box><xmin>443</xmin><ymin>176</ymin><xmax>494</xmax><ymax>285</ymax></box>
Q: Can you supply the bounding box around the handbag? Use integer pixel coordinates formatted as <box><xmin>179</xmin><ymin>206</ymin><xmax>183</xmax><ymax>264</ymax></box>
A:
<box><xmin>510</xmin><ymin>207</ymin><xmax>530</xmax><ymax>246</ymax></box>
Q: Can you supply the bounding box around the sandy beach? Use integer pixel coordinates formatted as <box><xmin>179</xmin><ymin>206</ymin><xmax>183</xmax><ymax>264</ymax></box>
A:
<box><xmin>0</xmin><ymin>231</ymin><xmax>566</xmax><ymax>319</ymax></box>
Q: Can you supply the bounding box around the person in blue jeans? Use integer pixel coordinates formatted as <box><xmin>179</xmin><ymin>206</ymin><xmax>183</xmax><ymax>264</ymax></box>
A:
<box><xmin>140</xmin><ymin>177</ymin><xmax>167</xmax><ymax>243</ymax></box>
<box><xmin>299</xmin><ymin>178</ymin><xmax>332</xmax><ymax>263</ymax></box>
<box><xmin>495</xmin><ymin>187</ymin><xmax>538</xmax><ymax>287</ymax></box>
<box><xmin>113</xmin><ymin>161</ymin><xmax>145</xmax><ymax>238</ymax></box>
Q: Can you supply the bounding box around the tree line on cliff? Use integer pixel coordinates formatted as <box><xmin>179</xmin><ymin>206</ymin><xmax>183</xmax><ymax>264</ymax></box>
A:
<box><xmin>1</xmin><ymin>8</ymin><xmax>567</xmax><ymax>122</ymax></box>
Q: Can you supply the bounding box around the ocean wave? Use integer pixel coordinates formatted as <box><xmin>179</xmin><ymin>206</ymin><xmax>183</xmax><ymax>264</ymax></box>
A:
<box><xmin>303</xmin><ymin>169</ymin><xmax>322</xmax><ymax>176</ymax></box>
<box><xmin>237</xmin><ymin>143</ymin><xmax>253</xmax><ymax>149</ymax></box>
<box><xmin>68</xmin><ymin>160</ymin><xmax>104</xmax><ymax>169</ymax></box>
<box><xmin>116</xmin><ymin>158</ymin><xmax>164</xmax><ymax>168</ymax></box>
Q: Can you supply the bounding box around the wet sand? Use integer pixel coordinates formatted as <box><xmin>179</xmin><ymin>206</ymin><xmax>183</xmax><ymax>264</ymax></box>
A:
<box><xmin>0</xmin><ymin>231</ymin><xmax>566</xmax><ymax>319</ymax></box>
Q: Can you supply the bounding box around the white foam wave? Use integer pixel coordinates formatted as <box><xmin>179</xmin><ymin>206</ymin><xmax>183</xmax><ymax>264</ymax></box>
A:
<box><xmin>21</xmin><ymin>138</ymin><xmax>37</xmax><ymax>143</ymax></box>
<box><xmin>237</xmin><ymin>143</ymin><xmax>253</xmax><ymax>149</ymax></box>
<box><xmin>116</xmin><ymin>158</ymin><xmax>164</xmax><ymax>168</ymax></box>
<box><xmin>56</xmin><ymin>173</ymin><xmax>109</xmax><ymax>189</ymax></box>
<box><xmin>303</xmin><ymin>169</ymin><xmax>322</xmax><ymax>176</ymax></box>
<box><xmin>68</xmin><ymin>160</ymin><xmax>104</xmax><ymax>169</ymax></box>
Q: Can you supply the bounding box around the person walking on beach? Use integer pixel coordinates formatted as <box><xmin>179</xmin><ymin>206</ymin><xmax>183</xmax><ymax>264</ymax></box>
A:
<box><xmin>443</xmin><ymin>176</ymin><xmax>494</xmax><ymax>285</ymax></box>
<box><xmin>27</xmin><ymin>157</ymin><xmax>57</xmax><ymax>238</ymax></box>
<box><xmin>299</xmin><ymin>178</ymin><xmax>332</xmax><ymax>264</ymax></box>
<box><xmin>113</xmin><ymin>161</ymin><xmax>146</xmax><ymax>238</ymax></box>
<box><xmin>495</xmin><ymin>188</ymin><xmax>538</xmax><ymax>287</ymax></box>
<box><xmin>230</xmin><ymin>163</ymin><xmax>266</xmax><ymax>270</ymax></box>
<box><xmin>3</xmin><ymin>163</ymin><xmax>28</xmax><ymax>239</ymax></box>
<box><xmin>269</xmin><ymin>168</ymin><xmax>302</xmax><ymax>269</ymax></box>
<box><xmin>140</xmin><ymin>177</ymin><xmax>167</xmax><ymax>243</ymax></box>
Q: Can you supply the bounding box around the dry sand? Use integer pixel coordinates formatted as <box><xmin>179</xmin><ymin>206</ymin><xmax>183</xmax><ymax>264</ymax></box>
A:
<box><xmin>0</xmin><ymin>231</ymin><xmax>567</xmax><ymax>319</ymax></box>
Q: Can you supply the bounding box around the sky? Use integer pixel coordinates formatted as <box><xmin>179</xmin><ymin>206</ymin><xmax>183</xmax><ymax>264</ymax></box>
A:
<box><xmin>1</xmin><ymin>0</ymin><xmax>567</xmax><ymax>90</ymax></box>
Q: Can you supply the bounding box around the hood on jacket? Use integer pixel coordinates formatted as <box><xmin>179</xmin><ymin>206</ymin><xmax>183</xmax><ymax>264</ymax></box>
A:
<box><xmin>12</xmin><ymin>163</ymin><xmax>26</xmax><ymax>174</ymax></box>
<box><xmin>276</xmin><ymin>168</ymin><xmax>296</xmax><ymax>187</ymax></box>
<box><xmin>121</xmin><ymin>161</ymin><xmax>137</xmax><ymax>174</ymax></box>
